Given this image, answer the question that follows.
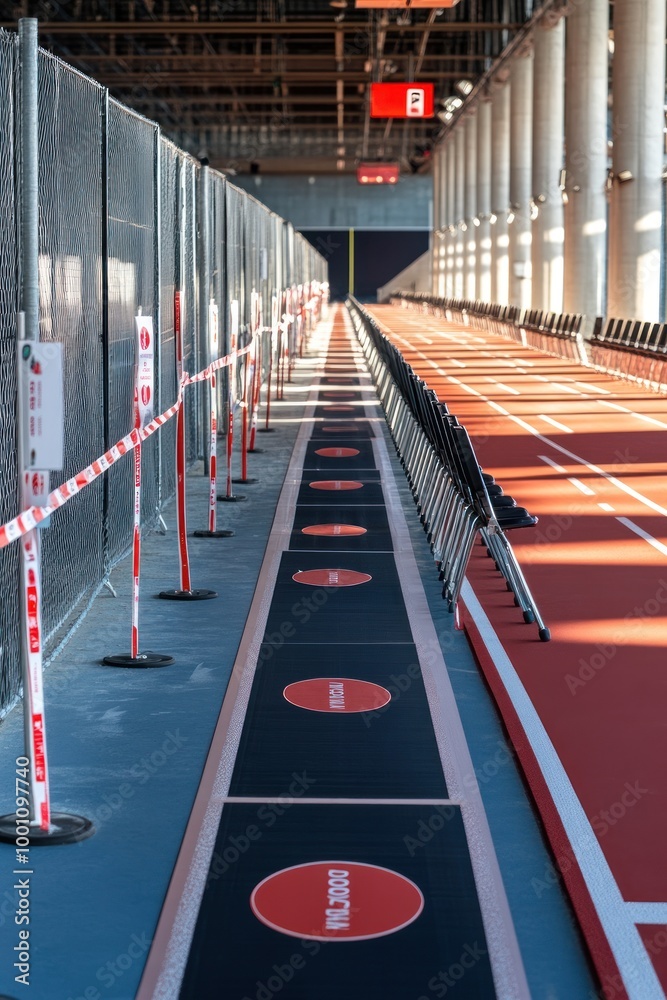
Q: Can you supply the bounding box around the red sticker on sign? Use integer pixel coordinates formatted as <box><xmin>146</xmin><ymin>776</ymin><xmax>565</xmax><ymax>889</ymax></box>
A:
<box><xmin>250</xmin><ymin>861</ymin><xmax>424</xmax><ymax>941</ymax></box>
<box><xmin>315</xmin><ymin>448</ymin><xmax>360</xmax><ymax>458</ymax></box>
<box><xmin>292</xmin><ymin>569</ymin><xmax>372</xmax><ymax>587</ymax></box>
<box><xmin>309</xmin><ymin>480</ymin><xmax>364</xmax><ymax>491</ymax></box>
<box><xmin>140</xmin><ymin>326</ymin><xmax>151</xmax><ymax>351</ymax></box>
<box><xmin>283</xmin><ymin>678</ymin><xmax>391</xmax><ymax>713</ymax></box>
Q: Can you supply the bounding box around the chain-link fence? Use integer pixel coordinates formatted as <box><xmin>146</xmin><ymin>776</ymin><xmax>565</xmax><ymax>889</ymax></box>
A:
<box><xmin>0</xmin><ymin>28</ymin><xmax>327</xmax><ymax>717</ymax></box>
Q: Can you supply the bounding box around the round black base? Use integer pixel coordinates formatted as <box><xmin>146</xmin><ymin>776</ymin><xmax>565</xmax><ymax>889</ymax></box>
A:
<box><xmin>0</xmin><ymin>811</ymin><xmax>94</xmax><ymax>846</ymax></box>
<box><xmin>217</xmin><ymin>493</ymin><xmax>247</xmax><ymax>502</ymax></box>
<box><xmin>248</xmin><ymin>447</ymin><xmax>264</xmax><ymax>453</ymax></box>
<box><xmin>157</xmin><ymin>589</ymin><xmax>218</xmax><ymax>601</ymax></box>
<box><xmin>257</xmin><ymin>428</ymin><xmax>276</xmax><ymax>433</ymax></box>
<box><xmin>102</xmin><ymin>651</ymin><xmax>174</xmax><ymax>668</ymax></box>
<box><xmin>192</xmin><ymin>529</ymin><xmax>234</xmax><ymax>538</ymax></box>
<box><xmin>232</xmin><ymin>477</ymin><xmax>258</xmax><ymax>485</ymax></box>
<box><xmin>539</xmin><ymin>627</ymin><xmax>551</xmax><ymax>642</ymax></box>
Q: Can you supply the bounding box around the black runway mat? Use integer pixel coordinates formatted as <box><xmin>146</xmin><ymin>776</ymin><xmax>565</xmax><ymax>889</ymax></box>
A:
<box><xmin>296</xmin><ymin>479</ymin><xmax>386</xmax><ymax>506</ymax></box>
<box><xmin>229</xmin><ymin>644</ymin><xmax>448</xmax><ymax>799</ymax></box>
<box><xmin>290</xmin><ymin>505</ymin><xmax>393</xmax><ymax>552</ymax></box>
<box><xmin>319</xmin><ymin>376</ymin><xmax>362</xmax><ymax>386</ymax></box>
<box><xmin>312</xmin><ymin>405</ymin><xmax>369</xmax><ymax>421</ymax></box>
<box><xmin>180</xmin><ymin>803</ymin><xmax>494</xmax><ymax>1000</ymax></box>
<box><xmin>310</xmin><ymin>421</ymin><xmax>373</xmax><ymax>439</ymax></box>
<box><xmin>263</xmin><ymin>552</ymin><xmax>413</xmax><ymax>644</ymax></box>
<box><xmin>303</xmin><ymin>439</ymin><xmax>377</xmax><ymax>471</ymax></box>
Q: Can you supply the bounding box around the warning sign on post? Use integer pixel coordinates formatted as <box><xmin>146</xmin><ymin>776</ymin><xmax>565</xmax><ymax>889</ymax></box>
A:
<box><xmin>134</xmin><ymin>316</ymin><xmax>155</xmax><ymax>430</ymax></box>
<box><xmin>18</xmin><ymin>341</ymin><xmax>64</xmax><ymax>471</ymax></box>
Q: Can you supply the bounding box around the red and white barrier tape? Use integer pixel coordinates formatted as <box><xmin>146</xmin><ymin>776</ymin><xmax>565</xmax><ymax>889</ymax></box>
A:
<box><xmin>0</xmin><ymin>341</ymin><xmax>253</xmax><ymax>551</ymax></box>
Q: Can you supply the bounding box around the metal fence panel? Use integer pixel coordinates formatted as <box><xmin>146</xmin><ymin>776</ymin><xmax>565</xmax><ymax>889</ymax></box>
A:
<box><xmin>0</xmin><ymin>31</ymin><xmax>20</xmax><ymax>713</ymax></box>
<box><xmin>0</xmin><ymin>32</ymin><xmax>327</xmax><ymax>717</ymax></box>
<box><xmin>105</xmin><ymin>100</ymin><xmax>158</xmax><ymax>566</ymax></box>
<box><xmin>36</xmin><ymin>53</ymin><xmax>106</xmax><ymax>648</ymax></box>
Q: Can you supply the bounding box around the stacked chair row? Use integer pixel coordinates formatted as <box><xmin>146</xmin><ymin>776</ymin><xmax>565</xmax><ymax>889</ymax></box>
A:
<box><xmin>591</xmin><ymin>316</ymin><xmax>667</xmax><ymax>386</ymax></box>
<box><xmin>391</xmin><ymin>292</ymin><xmax>586</xmax><ymax>363</ymax></box>
<box><xmin>347</xmin><ymin>296</ymin><xmax>550</xmax><ymax>642</ymax></box>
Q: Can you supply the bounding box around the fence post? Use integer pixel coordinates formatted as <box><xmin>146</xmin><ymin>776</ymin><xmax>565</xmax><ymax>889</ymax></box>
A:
<box><xmin>0</xmin><ymin>18</ymin><xmax>93</xmax><ymax>846</ymax></box>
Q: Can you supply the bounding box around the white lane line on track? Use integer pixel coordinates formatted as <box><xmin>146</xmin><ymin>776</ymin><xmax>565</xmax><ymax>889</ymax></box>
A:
<box><xmin>598</xmin><ymin>399</ymin><xmax>632</xmax><ymax>412</ymax></box>
<box><xmin>550</xmin><ymin>381</ymin><xmax>585</xmax><ymax>395</ymax></box>
<box><xmin>576</xmin><ymin>381</ymin><xmax>611</xmax><ymax>394</ymax></box>
<box><xmin>625</xmin><ymin>903</ymin><xmax>667</xmax><ymax>925</ymax></box>
<box><xmin>461</xmin><ymin>581</ymin><xmax>666</xmax><ymax>1000</ymax></box>
<box><xmin>382</xmin><ymin>323</ymin><xmax>667</xmax><ymax>519</ymax></box>
<box><xmin>538</xmin><ymin>455</ymin><xmax>567</xmax><ymax>474</ymax></box>
<box><xmin>630</xmin><ymin>411</ymin><xmax>667</xmax><ymax>429</ymax></box>
<box><xmin>487</xmin><ymin>378</ymin><xmax>521</xmax><ymax>395</ymax></box>
<box><xmin>598</xmin><ymin>503</ymin><xmax>616</xmax><ymax>512</ymax></box>
<box><xmin>417</xmin><ymin>334</ymin><xmax>434</xmax><ymax>345</ymax></box>
<box><xmin>449</xmin><ymin>357</ymin><xmax>467</xmax><ymax>368</ymax></box>
<box><xmin>616</xmin><ymin>517</ymin><xmax>667</xmax><ymax>558</ymax></box>
<box><xmin>568</xmin><ymin>477</ymin><xmax>596</xmax><ymax>496</ymax></box>
<box><xmin>539</xmin><ymin>414</ymin><xmax>574</xmax><ymax>434</ymax></box>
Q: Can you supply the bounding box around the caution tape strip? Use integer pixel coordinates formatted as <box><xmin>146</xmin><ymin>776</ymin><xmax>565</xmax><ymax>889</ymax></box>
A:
<box><xmin>0</xmin><ymin>342</ymin><xmax>254</xmax><ymax>551</ymax></box>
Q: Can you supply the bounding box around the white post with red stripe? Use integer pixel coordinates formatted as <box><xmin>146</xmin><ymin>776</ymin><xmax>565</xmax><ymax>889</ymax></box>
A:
<box><xmin>19</xmin><ymin>472</ymin><xmax>50</xmax><ymax>830</ymax></box>
<box><xmin>207</xmin><ymin>299</ymin><xmax>220</xmax><ymax>530</ymax></box>
<box><xmin>174</xmin><ymin>291</ymin><xmax>191</xmax><ymax>589</ymax></box>
<box><xmin>131</xmin><ymin>314</ymin><xmax>155</xmax><ymax>658</ymax></box>
<box><xmin>248</xmin><ymin>290</ymin><xmax>261</xmax><ymax>453</ymax></box>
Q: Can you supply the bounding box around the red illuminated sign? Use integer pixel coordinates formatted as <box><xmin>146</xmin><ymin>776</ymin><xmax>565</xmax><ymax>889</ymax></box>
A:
<box><xmin>356</xmin><ymin>162</ymin><xmax>400</xmax><ymax>185</ymax></box>
<box><xmin>370</xmin><ymin>83</ymin><xmax>435</xmax><ymax>119</ymax></box>
<box><xmin>357</xmin><ymin>0</ymin><xmax>460</xmax><ymax>6</ymax></box>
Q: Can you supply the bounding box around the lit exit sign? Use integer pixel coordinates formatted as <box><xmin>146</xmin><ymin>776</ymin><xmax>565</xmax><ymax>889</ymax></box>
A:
<box><xmin>370</xmin><ymin>83</ymin><xmax>435</xmax><ymax>119</ymax></box>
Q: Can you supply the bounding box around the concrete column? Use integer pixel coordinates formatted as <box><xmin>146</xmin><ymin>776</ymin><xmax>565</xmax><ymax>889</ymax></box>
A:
<box><xmin>563</xmin><ymin>0</ymin><xmax>608</xmax><ymax>318</ymax></box>
<box><xmin>532</xmin><ymin>17</ymin><xmax>565</xmax><ymax>313</ymax></box>
<box><xmin>607</xmin><ymin>0</ymin><xmax>666</xmax><ymax>321</ymax></box>
<box><xmin>491</xmin><ymin>80</ymin><xmax>511</xmax><ymax>305</ymax></box>
<box><xmin>476</xmin><ymin>98</ymin><xmax>492</xmax><ymax>302</ymax></box>
<box><xmin>464</xmin><ymin>112</ymin><xmax>477</xmax><ymax>300</ymax></box>
<box><xmin>454</xmin><ymin>126</ymin><xmax>466</xmax><ymax>300</ymax></box>
<box><xmin>432</xmin><ymin>146</ymin><xmax>444</xmax><ymax>296</ymax></box>
<box><xmin>509</xmin><ymin>48</ymin><xmax>533</xmax><ymax>310</ymax></box>
<box><xmin>445</xmin><ymin>140</ymin><xmax>456</xmax><ymax>298</ymax></box>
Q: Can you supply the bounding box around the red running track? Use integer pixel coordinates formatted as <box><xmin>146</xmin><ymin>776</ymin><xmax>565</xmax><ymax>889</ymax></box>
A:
<box><xmin>366</xmin><ymin>303</ymin><xmax>667</xmax><ymax>1000</ymax></box>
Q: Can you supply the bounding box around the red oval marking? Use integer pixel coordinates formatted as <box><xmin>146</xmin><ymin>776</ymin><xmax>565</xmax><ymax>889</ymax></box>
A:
<box><xmin>284</xmin><ymin>678</ymin><xmax>391</xmax><ymax>713</ymax></box>
<box><xmin>250</xmin><ymin>861</ymin><xmax>424</xmax><ymax>941</ymax></box>
<box><xmin>315</xmin><ymin>447</ymin><xmax>360</xmax><ymax>458</ymax></box>
<box><xmin>292</xmin><ymin>569</ymin><xmax>372</xmax><ymax>587</ymax></box>
<box><xmin>322</xmin><ymin>391</ymin><xmax>356</xmax><ymax>400</ymax></box>
<box><xmin>325</xmin><ymin>405</ymin><xmax>355</xmax><ymax>413</ymax></box>
<box><xmin>309</xmin><ymin>480</ymin><xmax>363</xmax><ymax>492</ymax></box>
<box><xmin>322</xmin><ymin>424</ymin><xmax>359</xmax><ymax>433</ymax></box>
<box><xmin>301</xmin><ymin>524</ymin><xmax>367</xmax><ymax>537</ymax></box>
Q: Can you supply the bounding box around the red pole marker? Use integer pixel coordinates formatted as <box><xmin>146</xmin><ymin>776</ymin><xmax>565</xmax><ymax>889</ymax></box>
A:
<box><xmin>248</xmin><ymin>291</ymin><xmax>263</xmax><ymax>452</ymax></box>
<box><xmin>161</xmin><ymin>291</ymin><xmax>221</xmax><ymax>586</ymax></box>
<box><xmin>21</xmin><ymin>524</ymin><xmax>50</xmax><ymax>830</ymax></box>
<box><xmin>219</xmin><ymin>299</ymin><xmax>247</xmax><ymax>502</ymax></box>
<box><xmin>104</xmin><ymin>315</ymin><xmax>173</xmax><ymax>667</ymax></box>
<box><xmin>259</xmin><ymin>293</ymin><xmax>278</xmax><ymax>434</ymax></box>
<box><xmin>234</xmin><ymin>307</ymin><xmax>258</xmax><ymax>486</ymax></box>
